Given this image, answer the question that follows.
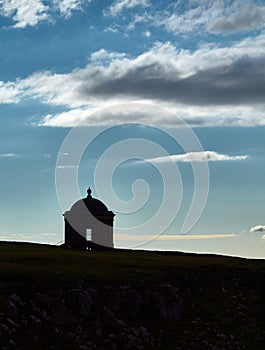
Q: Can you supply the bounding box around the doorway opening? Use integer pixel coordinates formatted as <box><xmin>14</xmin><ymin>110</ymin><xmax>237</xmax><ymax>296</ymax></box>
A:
<box><xmin>86</xmin><ymin>228</ymin><xmax>92</xmax><ymax>241</ymax></box>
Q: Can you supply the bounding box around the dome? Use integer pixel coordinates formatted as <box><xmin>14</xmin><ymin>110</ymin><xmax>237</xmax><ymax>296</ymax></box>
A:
<box><xmin>70</xmin><ymin>187</ymin><xmax>112</xmax><ymax>217</ymax></box>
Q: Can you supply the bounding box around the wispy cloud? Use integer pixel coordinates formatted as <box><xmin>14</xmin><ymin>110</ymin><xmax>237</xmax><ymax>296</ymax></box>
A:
<box><xmin>39</xmin><ymin>104</ymin><xmax>265</xmax><ymax>128</ymax></box>
<box><xmin>105</xmin><ymin>0</ymin><xmax>149</xmax><ymax>17</ymax></box>
<box><xmin>58</xmin><ymin>152</ymin><xmax>70</xmax><ymax>156</ymax></box>
<box><xmin>104</xmin><ymin>25</ymin><xmax>119</xmax><ymax>33</ymax></box>
<box><xmin>56</xmin><ymin>165</ymin><xmax>77</xmax><ymax>169</ymax></box>
<box><xmin>0</xmin><ymin>153</ymin><xmax>19</xmax><ymax>157</ymax></box>
<box><xmin>128</xmin><ymin>13</ymin><xmax>151</xmax><ymax>30</ymax></box>
<box><xmin>145</xmin><ymin>151</ymin><xmax>249</xmax><ymax>164</ymax></box>
<box><xmin>153</xmin><ymin>0</ymin><xmax>265</xmax><ymax>36</ymax></box>
<box><xmin>115</xmin><ymin>233</ymin><xmax>238</xmax><ymax>241</ymax></box>
<box><xmin>53</xmin><ymin>0</ymin><xmax>91</xmax><ymax>19</ymax></box>
<box><xmin>0</xmin><ymin>232</ymin><xmax>59</xmax><ymax>244</ymax></box>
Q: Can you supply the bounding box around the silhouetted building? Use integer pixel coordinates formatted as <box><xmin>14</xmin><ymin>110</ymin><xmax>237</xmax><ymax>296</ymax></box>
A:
<box><xmin>64</xmin><ymin>187</ymin><xmax>115</xmax><ymax>250</ymax></box>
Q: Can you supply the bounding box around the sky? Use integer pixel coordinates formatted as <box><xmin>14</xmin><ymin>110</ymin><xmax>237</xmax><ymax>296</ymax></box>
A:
<box><xmin>0</xmin><ymin>0</ymin><xmax>265</xmax><ymax>258</ymax></box>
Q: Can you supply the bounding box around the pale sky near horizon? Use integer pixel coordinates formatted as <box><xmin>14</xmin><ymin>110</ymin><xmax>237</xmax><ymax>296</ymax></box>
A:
<box><xmin>0</xmin><ymin>0</ymin><xmax>265</xmax><ymax>258</ymax></box>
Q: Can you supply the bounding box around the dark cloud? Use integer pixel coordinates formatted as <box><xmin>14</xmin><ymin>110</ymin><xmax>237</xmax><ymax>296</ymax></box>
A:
<box><xmin>78</xmin><ymin>57</ymin><xmax>265</xmax><ymax>106</ymax></box>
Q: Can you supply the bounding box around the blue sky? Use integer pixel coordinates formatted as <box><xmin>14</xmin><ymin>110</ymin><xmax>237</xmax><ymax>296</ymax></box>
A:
<box><xmin>0</xmin><ymin>0</ymin><xmax>265</xmax><ymax>258</ymax></box>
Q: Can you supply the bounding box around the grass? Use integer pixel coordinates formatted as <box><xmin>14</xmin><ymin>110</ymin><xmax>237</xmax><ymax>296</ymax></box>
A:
<box><xmin>1</xmin><ymin>242</ymin><xmax>265</xmax><ymax>349</ymax></box>
<box><xmin>0</xmin><ymin>241</ymin><xmax>264</xmax><ymax>283</ymax></box>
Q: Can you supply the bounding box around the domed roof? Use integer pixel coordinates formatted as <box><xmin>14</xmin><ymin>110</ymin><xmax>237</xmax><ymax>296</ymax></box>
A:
<box><xmin>70</xmin><ymin>187</ymin><xmax>113</xmax><ymax>217</ymax></box>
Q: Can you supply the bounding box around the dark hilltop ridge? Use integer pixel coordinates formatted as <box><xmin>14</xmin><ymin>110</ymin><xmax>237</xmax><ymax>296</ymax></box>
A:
<box><xmin>0</xmin><ymin>242</ymin><xmax>264</xmax><ymax>350</ymax></box>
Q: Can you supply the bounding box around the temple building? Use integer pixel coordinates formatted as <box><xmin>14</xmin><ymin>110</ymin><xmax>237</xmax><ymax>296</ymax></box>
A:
<box><xmin>64</xmin><ymin>187</ymin><xmax>115</xmax><ymax>250</ymax></box>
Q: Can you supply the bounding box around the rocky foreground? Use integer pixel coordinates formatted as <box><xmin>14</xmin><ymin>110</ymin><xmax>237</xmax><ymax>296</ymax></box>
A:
<box><xmin>0</xmin><ymin>270</ymin><xmax>264</xmax><ymax>350</ymax></box>
<box><xmin>0</xmin><ymin>244</ymin><xmax>264</xmax><ymax>349</ymax></box>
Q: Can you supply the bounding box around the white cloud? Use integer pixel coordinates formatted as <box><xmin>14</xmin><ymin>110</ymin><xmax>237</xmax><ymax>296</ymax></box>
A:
<box><xmin>249</xmin><ymin>225</ymin><xmax>265</xmax><ymax>233</ymax></box>
<box><xmin>17</xmin><ymin>70</ymin><xmax>84</xmax><ymax>107</ymax></box>
<box><xmin>90</xmin><ymin>48</ymin><xmax>127</xmax><ymax>62</ymax></box>
<box><xmin>0</xmin><ymin>0</ymin><xmax>49</xmax><ymax>28</ymax></box>
<box><xmin>1</xmin><ymin>34</ymin><xmax>265</xmax><ymax>127</ymax></box>
<box><xmin>105</xmin><ymin>0</ymin><xmax>149</xmax><ymax>17</ymax></box>
<box><xmin>160</xmin><ymin>0</ymin><xmax>265</xmax><ymax>35</ymax></box>
<box><xmin>40</xmin><ymin>102</ymin><xmax>166</xmax><ymax>126</ymax></box>
<box><xmin>0</xmin><ymin>81</ymin><xmax>20</xmax><ymax>103</ymax></box>
<box><xmin>146</xmin><ymin>151</ymin><xmax>248</xmax><ymax>164</ymax></box>
<box><xmin>208</xmin><ymin>0</ymin><xmax>265</xmax><ymax>34</ymax></box>
<box><xmin>163</xmin><ymin>3</ymin><xmax>212</xmax><ymax>35</ymax></box>
<box><xmin>41</xmin><ymin>109</ymin><xmax>90</xmax><ymax>126</ymax></box>
<box><xmin>24</xmin><ymin>35</ymin><xmax>265</xmax><ymax>102</ymax></box>
<box><xmin>1</xmin><ymin>0</ymin><xmax>264</xmax><ymax>33</ymax></box>
<box><xmin>40</xmin><ymin>102</ymin><xmax>265</xmax><ymax>128</ymax></box>
<box><xmin>0</xmin><ymin>0</ymin><xmax>91</xmax><ymax>27</ymax></box>
<box><xmin>52</xmin><ymin>0</ymin><xmax>90</xmax><ymax>18</ymax></box>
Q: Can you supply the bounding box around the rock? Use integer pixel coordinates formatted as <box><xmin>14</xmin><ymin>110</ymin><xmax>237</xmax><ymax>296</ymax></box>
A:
<box><xmin>142</xmin><ymin>284</ymin><xmax>182</xmax><ymax>321</ymax></box>
<box><xmin>0</xmin><ymin>272</ymin><xmax>262</xmax><ymax>350</ymax></box>
<box><xmin>116</xmin><ymin>319</ymin><xmax>130</xmax><ymax>333</ymax></box>
<box><xmin>101</xmin><ymin>285</ymin><xmax>120</xmax><ymax>313</ymax></box>
<box><xmin>9</xmin><ymin>293</ymin><xmax>24</xmax><ymax>309</ymax></box>
<box><xmin>0</xmin><ymin>323</ymin><xmax>11</xmax><ymax>334</ymax></box>
<box><xmin>102</xmin><ymin>306</ymin><xmax>116</xmax><ymax>323</ymax></box>
<box><xmin>8</xmin><ymin>339</ymin><xmax>17</xmax><ymax>349</ymax></box>
<box><xmin>79</xmin><ymin>345</ymin><xmax>90</xmax><ymax>350</ymax></box>
<box><xmin>40</xmin><ymin>289</ymin><xmax>65</xmax><ymax>312</ymax></box>
<box><xmin>5</xmin><ymin>318</ymin><xmax>19</xmax><ymax>329</ymax></box>
<box><xmin>37</xmin><ymin>289</ymin><xmax>92</xmax><ymax>325</ymax></box>
<box><xmin>67</xmin><ymin>289</ymin><xmax>92</xmax><ymax>320</ymax></box>
<box><xmin>40</xmin><ymin>310</ymin><xmax>49</xmax><ymax>321</ymax></box>
<box><xmin>29</xmin><ymin>314</ymin><xmax>42</xmax><ymax>328</ymax></box>
<box><xmin>28</xmin><ymin>300</ymin><xmax>41</xmax><ymax>315</ymax></box>
<box><xmin>0</xmin><ymin>282</ymin><xmax>6</xmax><ymax>293</ymax></box>
<box><xmin>52</xmin><ymin>305</ymin><xmax>69</xmax><ymax>325</ymax></box>
<box><xmin>120</xmin><ymin>287</ymin><xmax>142</xmax><ymax>318</ymax></box>
<box><xmin>5</xmin><ymin>300</ymin><xmax>18</xmax><ymax>320</ymax></box>
<box><xmin>125</xmin><ymin>333</ymin><xmax>144</xmax><ymax>350</ymax></box>
<box><xmin>138</xmin><ymin>326</ymin><xmax>150</xmax><ymax>339</ymax></box>
<box><xmin>51</xmin><ymin>301</ymin><xmax>69</xmax><ymax>325</ymax></box>
<box><xmin>95</xmin><ymin>325</ymin><xmax>103</xmax><ymax>337</ymax></box>
<box><xmin>158</xmin><ymin>284</ymin><xmax>182</xmax><ymax>320</ymax></box>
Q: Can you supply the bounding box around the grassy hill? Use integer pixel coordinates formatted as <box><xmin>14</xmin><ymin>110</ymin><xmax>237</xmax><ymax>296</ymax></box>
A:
<box><xmin>0</xmin><ymin>241</ymin><xmax>264</xmax><ymax>282</ymax></box>
<box><xmin>0</xmin><ymin>242</ymin><xmax>264</xmax><ymax>349</ymax></box>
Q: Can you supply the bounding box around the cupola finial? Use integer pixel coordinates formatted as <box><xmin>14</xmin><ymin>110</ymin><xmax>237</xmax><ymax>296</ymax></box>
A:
<box><xmin>87</xmin><ymin>187</ymin><xmax>92</xmax><ymax>197</ymax></box>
